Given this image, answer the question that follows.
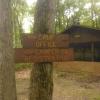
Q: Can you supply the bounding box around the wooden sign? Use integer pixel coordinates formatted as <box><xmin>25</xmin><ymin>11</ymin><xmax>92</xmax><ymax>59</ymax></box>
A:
<box><xmin>15</xmin><ymin>48</ymin><xmax>74</xmax><ymax>63</ymax></box>
<box><xmin>21</xmin><ymin>34</ymin><xmax>69</xmax><ymax>48</ymax></box>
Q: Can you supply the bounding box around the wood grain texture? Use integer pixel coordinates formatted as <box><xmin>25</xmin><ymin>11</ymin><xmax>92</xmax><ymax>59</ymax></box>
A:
<box><xmin>15</xmin><ymin>48</ymin><xmax>74</xmax><ymax>63</ymax></box>
<box><xmin>21</xmin><ymin>34</ymin><xmax>69</xmax><ymax>48</ymax></box>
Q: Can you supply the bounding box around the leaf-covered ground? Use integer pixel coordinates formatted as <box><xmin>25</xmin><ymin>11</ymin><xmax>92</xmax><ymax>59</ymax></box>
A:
<box><xmin>16</xmin><ymin>62</ymin><xmax>100</xmax><ymax>100</ymax></box>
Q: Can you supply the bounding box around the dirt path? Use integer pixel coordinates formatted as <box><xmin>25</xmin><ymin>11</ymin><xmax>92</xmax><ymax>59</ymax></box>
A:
<box><xmin>16</xmin><ymin>68</ymin><xmax>100</xmax><ymax>100</ymax></box>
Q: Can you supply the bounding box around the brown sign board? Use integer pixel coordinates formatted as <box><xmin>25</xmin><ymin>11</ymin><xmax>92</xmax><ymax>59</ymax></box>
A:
<box><xmin>15</xmin><ymin>48</ymin><xmax>74</xmax><ymax>63</ymax></box>
<box><xmin>21</xmin><ymin>34</ymin><xmax>69</xmax><ymax>48</ymax></box>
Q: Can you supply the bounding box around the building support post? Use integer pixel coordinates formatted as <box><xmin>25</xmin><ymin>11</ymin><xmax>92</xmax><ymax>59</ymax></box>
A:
<box><xmin>91</xmin><ymin>42</ymin><xmax>95</xmax><ymax>61</ymax></box>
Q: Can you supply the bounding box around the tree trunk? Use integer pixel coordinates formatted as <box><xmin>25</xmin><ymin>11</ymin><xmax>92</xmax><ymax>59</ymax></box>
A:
<box><xmin>0</xmin><ymin>0</ymin><xmax>17</xmax><ymax>100</ymax></box>
<box><xmin>29</xmin><ymin>0</ymin><xmax>55</xmax><ymax>100</ymax></box>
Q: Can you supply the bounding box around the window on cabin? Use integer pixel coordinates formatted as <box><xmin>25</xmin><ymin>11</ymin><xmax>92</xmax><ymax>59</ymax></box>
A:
<box><xmin>72</xmin><ymin>33</ymin><xmax>81</xmax><ymax>38</ymax></box>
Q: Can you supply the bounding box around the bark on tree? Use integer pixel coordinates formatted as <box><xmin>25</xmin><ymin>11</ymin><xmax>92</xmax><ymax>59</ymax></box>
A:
<box><xmin>0</xmin><ymin>0</ymin><xmax>17</xmax><ymax>100</ymax></box>
<box><xmin>29</xmin><ymin>0</ymin><xmax>55</xmax><ymax>100</ymax></box>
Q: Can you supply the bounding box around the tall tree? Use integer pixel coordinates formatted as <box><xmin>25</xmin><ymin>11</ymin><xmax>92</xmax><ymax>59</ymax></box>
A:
<box><xmin>0</xmin><ymin>0</ymin><xmax>17</xmax><ymax>100</ymax></box>
<box><xmin>12</xmin><ymin>0</ymin><xmax>28</xmax><ymax>48</ymax></box>
<box><xmin>29</xmin><ymin>0</ymin><xmax>55</xmax><ymax>100</ymax></box>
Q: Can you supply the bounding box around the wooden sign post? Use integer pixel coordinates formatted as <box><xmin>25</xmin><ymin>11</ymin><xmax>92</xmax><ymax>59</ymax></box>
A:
<box><xmin>15</xmin><ymin>34</ymin><xmax>74</xmax><ymax>63</ymax></box>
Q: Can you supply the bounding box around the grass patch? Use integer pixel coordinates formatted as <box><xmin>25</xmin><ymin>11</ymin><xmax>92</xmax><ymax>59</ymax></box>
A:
<box><xmin>15</xmin><ymin>63</ymin><xmax>32</xmax><ymax>71</ymax></box>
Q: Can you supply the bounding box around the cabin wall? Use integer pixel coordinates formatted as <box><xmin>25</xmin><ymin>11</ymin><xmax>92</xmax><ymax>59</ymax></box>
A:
<box><xmin>69</xmin><ymin>32</ymin><xmax>100</xmax><ymax>61</ymax></box>
<box><xmin>73</xmin><ymin>45</ymin><xmax>100</xmax><ymax>61</ymax></box>
<box><xmin>70</xmin><ymin>32</ymin><xmax>100</xmax><ymax>43</ymax></box>
<box><xmin>62</xmin><ymin>26</ymin><xmax>100</xmax><ymax>61</ymax></box>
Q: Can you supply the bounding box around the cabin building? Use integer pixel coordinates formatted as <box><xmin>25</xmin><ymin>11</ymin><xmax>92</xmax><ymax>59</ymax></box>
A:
<box><xmin>61</xmin><ymin>25</ymin><xmax>100</xmax><ymax>61</ymax></box>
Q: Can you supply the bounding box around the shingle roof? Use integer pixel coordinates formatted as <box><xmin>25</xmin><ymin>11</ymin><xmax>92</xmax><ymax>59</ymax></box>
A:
<box><xmin>61</xmin><ymin>25</ymin><xmax>100</xmax><ymax>34</ymax></box>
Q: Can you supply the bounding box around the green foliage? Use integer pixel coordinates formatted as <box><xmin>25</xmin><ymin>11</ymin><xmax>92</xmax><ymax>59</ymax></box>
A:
<box><xmin>11</xmin><ymin>0</ymin><xmax>100</xmax><ymax>64</ymax></box>
<box><xmin>15</xmin><ymin>63</ymin><xmax>32</xmax><ymax>71</ymax></box>
<box><xmin>11</xmin><ymin>0</ymin><xmax>34</xmax><ymax>48</ymax></box>
<box><xmin>55</xmin><ymin>0</ymin><xmax>100</xmax><ymax>33</ymax></box>
<box><xmin>11</xmin><ymin>0</ymin><xmax>28</xmax><ymax>48</ymax></box>
<box><xmin>12</xmin><ymin>0</ymin><xmax>100</xmax><ymax>46</ymax></box>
